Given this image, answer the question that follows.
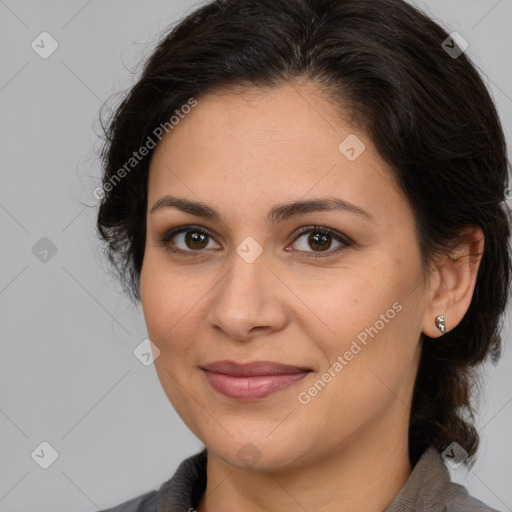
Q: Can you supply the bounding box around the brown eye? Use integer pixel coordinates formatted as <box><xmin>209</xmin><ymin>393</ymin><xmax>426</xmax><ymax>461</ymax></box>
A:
<box><xmin>184</xmin><ymin>231</ymin><xmax>209</xmax><ymax>250</ymax></box>
<box><xmin>159</xmin><ymin>226</ymin><xmax>221</xmax><ymax>254</ymax></box>
<box><xmin>289</xmin><ymin>226</ymin><xmax>351</xmax><ymax>257</ymax></box>
<box><xmin>308</xmin><ymin>232</ymin><xmax>332</xmax><ymax>251</ymax></box>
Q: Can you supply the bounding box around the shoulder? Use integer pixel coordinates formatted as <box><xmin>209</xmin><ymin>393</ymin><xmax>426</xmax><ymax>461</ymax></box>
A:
<box><xmin>446</xmin><ymin>481</ymin><xmax>503</xmax><ymax>512</ymax></box>
<box><xmin>97</xmin><ymin>489</ymin><xmax>158</xmax><ymax>512</ymax></box>
<box><xmin>95</xmin><ymin>448</ymin><xmax>207</xmax><ymax>512</ymax></box>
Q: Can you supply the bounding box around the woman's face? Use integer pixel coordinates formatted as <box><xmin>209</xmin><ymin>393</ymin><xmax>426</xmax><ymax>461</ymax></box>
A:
<box><xmin>140</xmin><ymin>82</ymin><xmax>431</xmax><ymax>470</ymax></box>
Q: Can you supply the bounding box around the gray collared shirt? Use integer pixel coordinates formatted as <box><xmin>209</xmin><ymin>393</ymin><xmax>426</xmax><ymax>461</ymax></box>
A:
<box><xmin>98</xmin><ymin>447</ymin><xmax>502</xmax><ymax>511</ymax></box>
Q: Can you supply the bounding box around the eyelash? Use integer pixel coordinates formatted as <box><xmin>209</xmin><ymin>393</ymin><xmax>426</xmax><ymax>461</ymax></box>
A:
<box><xmin>157</xmin><ymin>225</ymin><xmax>351</xmax><ymax>259</ymax></box>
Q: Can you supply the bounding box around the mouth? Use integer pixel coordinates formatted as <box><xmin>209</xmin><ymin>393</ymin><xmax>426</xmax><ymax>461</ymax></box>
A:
<box><xmin>200</xmin><ymin>360</ymin><xmax>312</xmax><ymax>401</ymax></box>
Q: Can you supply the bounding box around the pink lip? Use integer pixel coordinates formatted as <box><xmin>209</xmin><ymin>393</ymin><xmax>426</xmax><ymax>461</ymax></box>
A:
<box><xmin>201</xmin><ymin>360</ymin><xmax>312</xmax><ymax>401</ymax></box>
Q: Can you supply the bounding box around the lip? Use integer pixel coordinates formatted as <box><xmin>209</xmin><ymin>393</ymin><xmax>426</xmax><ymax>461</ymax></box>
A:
<box><xmin>201</xmin><ymin>360</ymin><xmax>312</xmax><ymax>401</ymax></box>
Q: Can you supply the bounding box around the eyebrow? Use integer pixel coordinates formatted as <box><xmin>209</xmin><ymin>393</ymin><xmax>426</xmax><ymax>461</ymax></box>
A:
<box><xmin>149</xmin><ymin>195</ymin><xmax>375</xmax><ymax>225</ymax></box>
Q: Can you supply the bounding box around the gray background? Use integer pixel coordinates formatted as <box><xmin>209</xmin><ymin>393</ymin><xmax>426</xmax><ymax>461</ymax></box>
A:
<box><xmin>0</xmin><ymin>1</ymin><xmax>511</xmax><ymax>511</ymax></box>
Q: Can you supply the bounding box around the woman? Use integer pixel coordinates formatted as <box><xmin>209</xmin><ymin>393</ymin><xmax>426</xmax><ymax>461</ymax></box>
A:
<box><xmin>95</xmin><ymin>0</ymin><xmax>511</xmax><ymax>510</ymax></box>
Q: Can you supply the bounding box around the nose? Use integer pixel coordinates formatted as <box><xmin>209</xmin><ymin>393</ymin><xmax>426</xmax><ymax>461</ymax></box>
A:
<box><xmin>206</xmin><ymin>249</ymin><xmax>288</xmax><ymax>342</ymax></box>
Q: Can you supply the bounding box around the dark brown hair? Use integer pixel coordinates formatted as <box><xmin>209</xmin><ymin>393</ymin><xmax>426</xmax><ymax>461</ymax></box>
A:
<box><xmin>96</xmin><ymin>0</ymin><xmax>512</xmax><ymax>467</ymax></box>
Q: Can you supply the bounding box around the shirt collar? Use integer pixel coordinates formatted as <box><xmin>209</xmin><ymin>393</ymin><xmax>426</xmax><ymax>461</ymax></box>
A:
<box><xmin>157</xmin><ymin>448</ymin><xmax>207</xmax><ymax>512</ymax></box>
<box><xmin>384</xmin><ymin>447</ymin><xmax>454</xmax><ymax>512</ymax></box>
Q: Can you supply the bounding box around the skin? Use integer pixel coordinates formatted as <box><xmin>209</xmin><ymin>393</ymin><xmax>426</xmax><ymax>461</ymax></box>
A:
<box><xmin>139</xmin><ymin>81</ymin><xmax>484</xmax><ymax>512</ymax></box>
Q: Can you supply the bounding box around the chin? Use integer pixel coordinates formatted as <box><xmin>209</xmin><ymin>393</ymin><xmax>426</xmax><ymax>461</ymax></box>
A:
<box><xmin>205</xmin><ymin>434</ymin><xmax>311</xmax><ymax>473</ymax></box>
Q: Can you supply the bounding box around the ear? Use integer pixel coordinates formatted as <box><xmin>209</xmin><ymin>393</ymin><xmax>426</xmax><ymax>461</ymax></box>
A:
<box><xmin>421</xmin><ymin>226</ymin><xmax>485</xmax><ymax>338</ymax></box>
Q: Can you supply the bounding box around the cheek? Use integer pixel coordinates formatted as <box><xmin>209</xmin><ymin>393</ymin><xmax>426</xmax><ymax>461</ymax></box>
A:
<box><xmin>140</xmin><ymin>253</ymin><xmax>195</xmax><ymax>349</ymax></box>
<box><xmin>301</xmin><ymin>302</ymin><xmax>422</xmax><ymax>446</ymax></box>
<box><xmin>296</xmin><ymin>264</ymin><xmax>404</xmax><ymax>356</ymax></box>
<box><xmin>139</xmin><ymin>251</ymin><xmax>220</xmax><ymax>391</ymax></box>
<box><xmin>140</xmin><ymin>256</ymin><xmax>204</xmax><ymax>423</ymax></box>
<box><xmin>309</xmin><ymin>257</ymin><xmax>424</xmax><ymax>390</ymax></box>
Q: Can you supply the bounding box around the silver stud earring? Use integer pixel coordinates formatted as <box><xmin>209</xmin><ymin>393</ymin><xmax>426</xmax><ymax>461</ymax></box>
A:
<box><xmin>435</xmin><ymin>315</ymin><xmax>446</xmax><ymax>334</ymax></box>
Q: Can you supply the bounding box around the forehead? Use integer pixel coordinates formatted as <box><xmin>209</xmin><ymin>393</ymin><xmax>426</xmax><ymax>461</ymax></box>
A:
<box><xmin>147</xmin><ymin>83</ymin><xmax>405</xmax><ymax>221</ymax></box>
<box><xmin>158</xmin><ymin>82</ymin><xmax>347</xmax><ymax>152</ymax></box>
